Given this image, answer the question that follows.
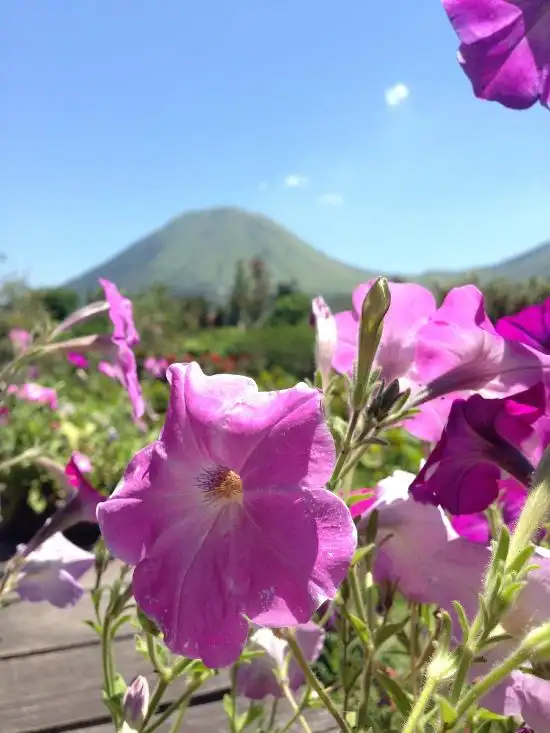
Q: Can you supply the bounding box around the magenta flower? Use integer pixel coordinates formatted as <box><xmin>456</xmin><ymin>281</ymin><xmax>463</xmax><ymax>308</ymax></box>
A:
<box><xmin>0</xmin><ymin>406</ymin><xmax>9</xmax><ymax>425</ymax></box>
<box><xmin>9</xmin><ymin>382</ymin><xmax>59</xmax><ymax>410</ymax></box>
<box><xmin>235</xmin><ymin>622</ymin><xmax>325</xmax><ymax>699</ymax></box>
<box><xmin>497</xmin><ymin>298</ymin><xmax>550</xmax><ymax>354</ymax></box>
<box><xmin>9</xmin><ymin>328</ymin><xmax>32</xmax><ymax>353</ymax></box>
<box><xmin>144</xmin><ymin>356</ymin><xmax>168</xmax><ymax>380</ymax></box>
<box><xmin>333</xmin><ymin>280</ymin><xmax>436</xmax><ymax>386</ymax></box>
<box><xmin>67</xmin><ymin>351</ymin><xmax>89</xmax><ymax>369</ymax></box>
<box><xmin>410</xmin><ymin>387</ymin><xmax>542</xmax><ymax>514</ymax></box>
<box><xmin>23</xmin><ymin>454</ymin><xmax>105</xmax><ymax>556</ymax></box>
<box><xmin>71</xmin><ymin>451</ymin><xmax>93</xmax><ymax>475</ymax></box>
<box><xmin>97</xmin><ymin>362</ymin><xmax>357</xmax><ymax>668</ymax></box>
<box><xmin>15</xmin><ymin>533</ymin><xmax>94</xmax><ymax>608</ymax></box>
<box><xmin>310</xmin><ymin>296</ymin><xmax>337</xmax><ymax>390</ymax></box>
<box><xmin>415</xmin><ymin>286</ymin><xmax>545</xmax><ymax>402</ymax></box>
<box><xmin>443</xmin><ymin>0</ymin><xmax>550</xmax><ymax>110</ymax></box>
<box><xmin>100</xmin><ymin>278</ymin><xmax>140</xmax><ymax>346</ymax></box>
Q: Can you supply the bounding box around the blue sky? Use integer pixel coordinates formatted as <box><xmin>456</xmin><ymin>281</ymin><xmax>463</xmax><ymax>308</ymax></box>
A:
<box><xmin>2</xmin><ymin>0</ymin><xmax>550</xmax><ymax>287</ymax></box>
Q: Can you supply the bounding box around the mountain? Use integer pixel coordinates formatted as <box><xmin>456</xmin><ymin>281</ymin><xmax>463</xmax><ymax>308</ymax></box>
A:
<box><xmin>66</xmin><ymin>207</ymin><xmax>373</xmax><ymax>299</ymax></box>
<box><xmin>418</xmin><ymin>240</ymin><xmax>550</xmax><ymax>285</ymax></box>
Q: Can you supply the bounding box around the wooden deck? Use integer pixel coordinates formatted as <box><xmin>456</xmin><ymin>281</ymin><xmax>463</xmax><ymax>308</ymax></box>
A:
<box><xmin>0</xmin><ymin>562</ymin><xmax>337</xmax><ymax>733</ymax></box>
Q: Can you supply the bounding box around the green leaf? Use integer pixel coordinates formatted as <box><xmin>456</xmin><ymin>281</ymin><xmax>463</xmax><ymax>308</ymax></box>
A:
<box><xmin>347</xmin><ymin>612</ymin><xmax>371</xmax><ymax>645</ymax></box>
<box><xmin>374</xmin><ymin>615</ymin><xmax>411</xmax><ymax>649</ymax></box>
<box><xmin>494</xmin><ymin>525</ymin><xmax>510</xmax><ymax>564</ymax></box>
<box><xmin>223</xmin><ymin>693</ymin><xmax>235</xmax><ymax>727</ymax></box>
<box><xmin>436</xmin><ymin>695</ymin><xmax>457</xmax><ymax>725</ymax></box>
<box><xmin>374</xmin><ymin>669</ymin><xmax>412</xmax><ymax>717</ymax></box>
<box><xmin>111</xmin><ymin>673</ymin><xmax>127</xmax><ymax>699</ymax></box>
<box><xmin>346</xmin><ymin>492</ymin><xmax>374</xmax><ymax>510</ymax></box>
<box><xmin>110</xmin><ymin>614</ymin><xmax>133</xmax><ymax>638</ymax></box>
<box><xmin>451</xmin><ymin>601</ymin><xmax>470</xmax><ymax>644</ymax></box>
<box><xmin>82</xmin><ymin>619</ymin><xmax>101</xmax><ymax>635</ymax></box>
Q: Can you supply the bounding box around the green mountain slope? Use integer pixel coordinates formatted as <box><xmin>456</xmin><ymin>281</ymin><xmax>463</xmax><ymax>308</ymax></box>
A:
<box><xmin>66</xmin><ymin>207</ymin><xmax>373</xmax><ymax>299</ymax></box>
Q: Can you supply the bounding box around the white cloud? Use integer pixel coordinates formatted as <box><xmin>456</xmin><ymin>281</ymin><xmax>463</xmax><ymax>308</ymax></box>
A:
<box><xmin>257</xmin><ymin>181</ymin><xmax>268</xmax><ymax>192</ymax></box>
<box><xmin>284</xmin><ymin>174</ymin><xmax>309</xmax><ymax>188</ymax></box>
<box><xmin>384</xmin><ymin>83</ymin><xmax>410</xmax><ymax>107</ymax></box>
<box><xmin>318</xmin><ymin>193</ymin><xmax>344</xmax><ymax>207</ymax></box>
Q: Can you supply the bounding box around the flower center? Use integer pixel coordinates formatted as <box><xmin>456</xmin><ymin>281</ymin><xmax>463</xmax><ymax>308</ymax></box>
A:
<box><xmin>215</xmin><ymin>469</ymin><xmax>243</xmax><ymax>501</ymax></box>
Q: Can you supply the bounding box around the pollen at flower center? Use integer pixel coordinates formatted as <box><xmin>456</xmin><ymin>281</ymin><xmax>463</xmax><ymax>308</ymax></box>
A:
<box><xmin>212</xmin><ymin>468</ymin><xmax>243</xmax><ymax>502</ymax></box>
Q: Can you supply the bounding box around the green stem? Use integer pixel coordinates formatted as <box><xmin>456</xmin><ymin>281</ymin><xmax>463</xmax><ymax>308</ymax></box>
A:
<box><xmin>451</xmin><ymin>645</ymin><xmax>531</xmax><ymax>729</ymax></box>
<box><xmin>278</xmin><ymin>691</ymin><xmax>310</xmax><ymax>733</ymax></box>
<box><xmin>284</xmin><ymin>632</ymin><xmax>351</xmax><ymax>733</ymax></box>
<box><xmin>140</xmin><ymin>678</ymin><xmax>169</xmax><ymax>731</ymax></box>
<box><xmin>0</xmin><ymin>447</ymin><xmax>42</xmax><ymax>473</ymax></box>
<box><xmin>146</xmin><ymin>633</ymin><xmax>166</xmax><ymax>678</ymax></box>
<box><xmin>142</xmin><ymin>674</ymin><xmax>206</xmax><ymax>733</ymax></box>
<box><xmin>329</xmin><ymin>410</ymin><xmax>361</xmax><ymax>490</ymax></box>
<box><xmin>265</xmin><ymin>697</ymin><xmax>280</xmax><ymax>732</ymax></box>
<box><xmin>402</xmin><ymin>677</ymin><xmax>437</xmax><ymax>733</ymax></box>
<box><xmin>349</xmin><ymin>565</ymin><xmax>367</xmax><ymax>623</ymax></box>
<box><xmin>410</xmin><ymin>603</ymin><xmax>419</xmax><ymax>699</ymax></box>
<box><xmin>280</xmin><ymin>682</ymin><xmax>312</xmax><ymax>733</ymax></box>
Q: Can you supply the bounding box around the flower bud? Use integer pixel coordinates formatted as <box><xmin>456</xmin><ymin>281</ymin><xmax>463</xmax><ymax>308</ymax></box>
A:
<box><xmin>50</xmin><ymin>300</ymin><xmax>109</xmax><ymax>339</ymax></box>
<box><xmin>310</xmin><ymin>296</ymin><xmax>337</xmax><ymax>392</ymax></box>
<box><xmin>123</xmin><ymin>675</ymin><xmax>149</xmax><ymax>726</ymax></box>
<box><xmin>510</xmin><ymin>443</ymin><xmax>550</xmax><ymax>564</ymax></box>
<box><xmin>352</xmin><ymin>278</ymin><xmax>391</xmax><ymax>411</ymax></box>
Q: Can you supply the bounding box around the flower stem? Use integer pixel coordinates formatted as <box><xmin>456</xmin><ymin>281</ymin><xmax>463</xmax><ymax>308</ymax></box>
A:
<box><xmin>143</xmin><ymin>674</ymin><xmax>206</xmax><ymax>733</ymax></box>
<box><xmin>283</xmin><ymin>631</ymin><xmax>351</xmax><ymax>733</ymax></box>
<box><xmin>280</xmin><ymin>682</ymin><xmax>313</xmax><ymax>733</ymax></box>
<box><xmin>402</xmin><ymin>676</ymin><xmax>437</xmax><ymax>733</ymax></box>
<box><xmin>330</xmin><ymin>410</ymin><xmax>361</xmax><ymax>490</ymax></box>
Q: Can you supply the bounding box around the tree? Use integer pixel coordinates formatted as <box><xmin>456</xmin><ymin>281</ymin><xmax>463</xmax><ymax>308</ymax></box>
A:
<box><xmin>227</xmin><ymin>260</ymin><xmax>251</xmax><ymax>328</ymax></box>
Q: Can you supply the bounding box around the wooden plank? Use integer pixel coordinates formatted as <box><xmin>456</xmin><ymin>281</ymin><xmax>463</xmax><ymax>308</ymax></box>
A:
<box><xmin>0</xmin><ymin>562</ymin><xmax>130</xmax><ymax>658</ymax></box>
<box><xmin>0</xmin><ymin>636</ymin><xmax>229</xmax><ymax>733</ymax></box>
<box><xmin>80</xmin><ymin>699</ymin><xmax>337</xmax><ymax>733</ymax></box>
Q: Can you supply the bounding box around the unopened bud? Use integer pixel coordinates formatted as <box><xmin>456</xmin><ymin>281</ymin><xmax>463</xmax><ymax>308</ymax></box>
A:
<box><xmin>352</xmin><ymin>278</ymin><xmax>391</xmax><ymax>411</ymax></box>
<box><xmin>50</xmin><ymin>300</ymin><xmax>109</xmax><ymax>339</ymax></box>
<box><xmin>311</xmin><ymin>296</ymin><xmax>337</xmax><ymax>392</ymax></box>
<box><xmin>123</xmin><ymin>675</ymin><xmax>149</xmax><ymax>726</ymax></box>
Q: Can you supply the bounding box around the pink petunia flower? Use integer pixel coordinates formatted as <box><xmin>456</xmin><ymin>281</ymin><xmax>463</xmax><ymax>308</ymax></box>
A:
<box><xmin>67</xmin><ymin>351</ymin><xmax>89</xmax><ymax>369</ymax></box>
<box><xmin>310</xmin><ymin>297</ymin><xmax>337</xmax><ymax>391</ymax></box>
<box><xmin>71</xmin><ymin>451</ymin><xmax>93</xmax><ymax>475</ymax></box>
<box><xmin>143</xmin><ymin>356</ymin><xmax>168</xmax><ymax>380</ymax></box>
<box><xmin>235</xmin><ymin>622</ymin><xmax>325</xmax><ymax>699</ymax></box>
<box><xmin>496</xmin><ymin>297</ymin><xmax>550</xmax><ymax>354</ymax></box>
<box><xmin>98</xmin><ymin>279</ymin><xmax>144</xmax><ymax>424</ymax></box>
<box><xmin>22</xmin><ymin>453</ymin><xmax>105</xmax><ymax>556</ymax></box>
<box><xmin>9</xmin><ymin>328</ymin><xmax>32</xmax><ymax>353</ymax></box>
<box><xmin>100</xmin><ymin>278</ymin><xmax>140</xmax><ymax>346</ymax></box>
<box><xmin>97</xmin><ymin>362</ymin><xmax>357</xmax><ymax>668</ymax></box>
<box><xmin>442</xmin><ymin>0</ymin><xmax>550</xmax><ymax>110</ymax></box>
<box><xmin>409</xmin><ymin>387</ymin><xmax>543</xmax><ymax>514</ymax></box>
<box><xmin>413</xmin><ymin>285</ymin><xmax>546</xmax><ymax>409</ymax></box>
<box><xmin>333</xmin><ymin>280</ymin><xmax>436</xmax><ymax>386</ymax></box>
<box><xmin>15</xmin><ymin>532</ymin><xmax>95</xmax><ymax>608</ymax></box>
<box><xmin>9</xmin><ymin>382</ymin><xmax>59</xmax><ymax>410</ymax></box>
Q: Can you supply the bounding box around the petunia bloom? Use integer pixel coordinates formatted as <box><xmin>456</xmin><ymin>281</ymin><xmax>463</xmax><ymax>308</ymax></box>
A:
<box><xmin>67</xmin><ymin>351</ymin><xmax>89</xmax><ymax>369</ymax></box>
<box><xmin>97</xmin><ymin>362</ymin><xmax>357</xmax><ymax>668</ymax></box>
<box><xmin>235</xmin><ymin>622</ymin><xmax>325</xmax><ymax>699</ymax></box>
<box><xmin>143</xmin><ymin>356</ymin><xmax>168</xmax><ymax>380</ymax></box>
<box><xmin>415</xmin><ymin>286</ymin><xmax>545</xmax><ymax>403</ymax></box>
<box><xmin>100</xmin><ymin>278</ymin><xmax>140</xmax><ymax>346</ymax></box>
<box><xmin>333</xmin><ymin>280</ymin><xmax>436</xmax><ymax>386</ymax></box>
<box><xmin>442</xmin><ymin>0</ymin><xmax>550</xmax><ymax>110</ymax></box>
<box><xmin>9</xmin><ymin>328</ymin><xmax>32</xmax><ymax>353</ymax></box>
<box><xmin>410</xmin><ymin>387</ymin><xmax>542</xmax><ymax>514</ymax></box>
<box><xmin>8</xmin><ymin>382</ymin><xmax>58</xmax><ymax>410</ymax></box>
<box><xmin>497</xmin><ymin>298</ymin><xmax>550</xmax><ymax>354</ymax></box>
<box><xmin>22</xmin><ymin>454</ymin><xmax>105</xmax><ymax>556</ymax></box>
<box><xmin>310</xmin><ymin>296</ymin><xmax>337</xmax><ymax>391</ymax></box>
<box><xmin>99</xmin><ymin>342</ymin><xmax>144</xmax><ymax>424</ymax></box>
<box><xmin>15</xmin><ymin>532</ymin><xmax>94</xmax><ymax>608</ymax></box>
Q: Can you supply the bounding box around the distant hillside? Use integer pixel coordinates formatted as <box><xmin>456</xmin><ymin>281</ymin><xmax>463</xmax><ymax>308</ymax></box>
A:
<box><xmin>418</xmin><ymin>240</ymin><xmax>550</xmax><ymax>285</ymax></box>
<box><xmin>66</xmin><ymin>207</ymin><xmax>373</xmax><ymax>299</ymax></box>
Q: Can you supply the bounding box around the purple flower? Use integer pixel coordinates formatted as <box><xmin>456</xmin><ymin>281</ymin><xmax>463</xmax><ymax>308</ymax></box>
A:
<box><xmin>415</xmin><ymin>285</ymin><xmax>545</xmax><ymax>402</ymax></box>
<box><xmin>410</xmin><ymin>388</ymin><xmax>542</xmax><ymax>514</ymax></box>
<box><xmin>97</xmin><ymin>362</ymin><xmax>357</xmax><ymax>668</ymax></box>
<box><xmin>67</xmin><ymin>351</ymin><xmax>89</xmax><ymax>369</ymax></box>
<box><xmin>123</xmin><ymin>676</ymin><xmax>150</xmax><ymax>726</ymax></box>
<box><xmin>15</xmin><ymin>532</ymin><xmax>94</xmax><ymax>608</ymax></box>
<box><xmin>443</xmin><ymin>0</ymin><xmax>550</xmax><ymax>110</ymax></box>
<box><xmin>333</xmin><ymin>280</ymin><xmax>436</xmax><ymax>386</ymax></box>
<box><xmin>497</xmin><ymin>298</ymin><xmax>550</xmax><ymax>354</ymax></box>
<box><xmin>9</xmin><ymin>328</ymin><xmax>32</xmax><ymax>353</ymax></box>
<box><xmin>235</xmin><ymin>622</ymin><xmax>325</xmax><ymax>699</ymax></box>
<box><xmin>144</xmin><ymin>356</ymin><xmax>168</xmax><ymax>380</ymax></box>
<box><xmin>310</xmin><ymin>297</ymin><xmax>337</xmax><ymax>391</ymax></box>
<box><xmin>100</xmin><ymin>278</ymin><xmax>140</xmax><ymax>346</ymax></box>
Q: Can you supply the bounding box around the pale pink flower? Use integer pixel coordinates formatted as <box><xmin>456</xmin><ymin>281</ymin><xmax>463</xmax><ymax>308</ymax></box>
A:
<box><xmin>15</xmin><ymin>532</ymin><xmax>94</xmax><ymax>608</ymax></box>
<box><xmin>310</xmin><ymin>297</ymin><xmax>337</xmax><ymax>390</ymax></box>
<box><xmin>98</xmin><ymin>362</ymin><xmax>357</xmax><ymax>667</ymax></box>
<box><xmin>9</xmin><ymin>382</ymin><xmax>58</xmax><ymax>410</ymax></box>
<box><xmin>9</xmin><ymin>328</ymin><xmax>32</xmax><ymax>353</ymax></box>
